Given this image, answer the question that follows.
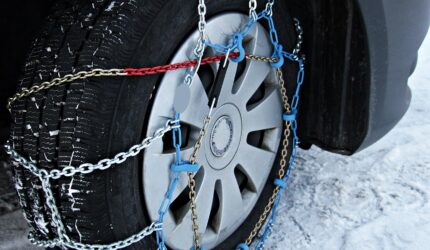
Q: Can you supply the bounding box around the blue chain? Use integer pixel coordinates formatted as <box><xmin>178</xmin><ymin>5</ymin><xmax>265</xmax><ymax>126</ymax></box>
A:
<box><xmin>156</xmin><ymin>112</ymin><xmax>200</xmax><ymax>250</ymax></box>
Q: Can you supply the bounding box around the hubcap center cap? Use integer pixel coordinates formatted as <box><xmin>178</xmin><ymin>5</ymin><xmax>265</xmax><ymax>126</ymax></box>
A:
<box><xmin>205</xmin><ymin>103</ymin><xmax>242</xmax><ymax>170</ymax></box>
<box><xmin>210</xmin><ymin>116</ymin><xmax>233</xmax><ymax>157</ymax></box>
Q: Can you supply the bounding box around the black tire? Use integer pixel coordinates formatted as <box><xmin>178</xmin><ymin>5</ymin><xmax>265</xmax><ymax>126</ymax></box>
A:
<box><xmin>10</xmin><ymin>0</ymin><xmax>297</xmax><ymax>249</ymax></box>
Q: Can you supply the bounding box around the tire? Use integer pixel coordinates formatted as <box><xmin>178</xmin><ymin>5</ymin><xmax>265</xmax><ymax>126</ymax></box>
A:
<box><xmin>10</xmin><ymin>0</ymin><xmax>297</xmax><ymax>249</ymax></box>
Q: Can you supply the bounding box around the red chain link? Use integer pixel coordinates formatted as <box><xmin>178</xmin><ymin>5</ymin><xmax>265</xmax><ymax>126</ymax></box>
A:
<box><xmin>123</xmin><ymin>52</ymin><xmax>239</xmax><ymax>76</ymax></box>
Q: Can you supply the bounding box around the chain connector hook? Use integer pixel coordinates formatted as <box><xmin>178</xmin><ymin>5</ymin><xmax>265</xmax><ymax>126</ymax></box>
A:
<box><xmin>230</xmin><ymin>33</ymin><xmax>245</xmax><ymax>63</ymax></box>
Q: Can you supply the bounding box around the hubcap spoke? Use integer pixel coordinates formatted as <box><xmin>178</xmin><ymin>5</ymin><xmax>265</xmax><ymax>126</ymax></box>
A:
<box><xmin>217</xmin><ymin>61</ymin><xmax>238</xmax><ymax>104</ymax></box>
<box><xmin>180</xmin><ymin>75</ymin><xmax>210</xmax><ymax>129</ymax></box>
<box><xmin>244</xmin><ymin>88</ymin><xmax>283</xmax><ymax>132</ymax></box>
<box><xmin>234</xmin><ymin>60</ymin><xmax>271</xmax><ymax>103</ymax></box>
<box><xmin>218</xmin><ymin>173</ymin><xmax>244</xmax><ymax>231</ymax></box>
<box><xmin>232</xmin><ymin>22</ymin><xmax>273</xmax><ymax>104</ymax></box>
<box><xmin>144</xmin><ymin>147</ymin><xmax>196</xmax><ymax>214</ymax></box>
<box><xmin>171</xmin><ymin>173</ymin><xmax>215</xmax><ymax>240</ymax></box>
<box><xmin>236</xmin><ymin>143</ymin><xmax>276</xmax><ymax>191</ymax></box>
<box><xmin>196</xmin><ymin>173</ymin><xmax>216</xmax><ymax>234</ymax></box>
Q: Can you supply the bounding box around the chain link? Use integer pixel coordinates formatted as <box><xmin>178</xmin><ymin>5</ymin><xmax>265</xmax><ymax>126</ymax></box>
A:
<box><xmin>249</xmin><ymin>0</ymin><xmax>258</xmax><ymax>20</ymax></box>
<box><xmin>292</xmin><ymin>18</ymin><xmax>303</xmax><ymax>56</ymax></box>
<box><xmin>245</xmin><ymin>54</ymin><xmax>277</xmax><ymax>63</ymax></box>
<box><xmin>29</xmin><ymin>222</ymin><xmax>161</xmax><ymax>250</ymax></box>
<box><xmin>187</xmin><ymin>107</ymin><xmax>212</xmax><ymax>249</ymax></box>
<box><xmin>264</xmin><ymin>0</ymin><xmax>275</xmax><ymax>16</ymax></box>
<box><xmin>195</xmin><ymin>0</ymin><xmax>207</xmax><ymax>57</ymax></box>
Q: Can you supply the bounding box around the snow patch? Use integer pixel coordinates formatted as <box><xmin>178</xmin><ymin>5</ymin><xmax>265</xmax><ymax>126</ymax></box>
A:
<box><xmin>75</xmin><ymin>219</ymin><xmax>83</xmax><ymax>242</ymax></box>
<box><xmin>106</xmin><ymin>1</ymin><xmax>116</xmax><ymax>11</ymax></box>
<box><xmin>67</xmin><ymin>175</ymin><xmax>80</xmax><ymax>212</ymax></box>
<box><xmin>34</xmin><ymin>214</ymin><xmax>49</xmax><ymax>235</ymax></box>
<box><xmin>49</xmin><ymin>130</ymin><xmax>59</xmax><ymax>136</ymax></box>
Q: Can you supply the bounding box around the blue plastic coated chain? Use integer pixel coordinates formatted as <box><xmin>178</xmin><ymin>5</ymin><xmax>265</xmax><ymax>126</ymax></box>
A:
<box><xmin>205</xmin><ymin>11</ymin><xmax>285</xmax><ymax>68</ymax></box>
<box><xmin>156</xmin><ymin>113</ymin><xmax>200</xmax><ymax>250</ymax></box>
<box><xmin>205</xmin><ymin>10</ymin><xmax>290</xmax><ymax>69</ymax></box>
<box><xmin>227</xmin><ymin>8</ymin><xmax>305</xmax><ymax>250</ymax></box>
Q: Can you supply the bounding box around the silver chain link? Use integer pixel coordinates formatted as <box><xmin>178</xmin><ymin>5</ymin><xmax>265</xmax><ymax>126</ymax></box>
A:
<box><xmin>29</xmin><ymin>221</ymin><xmax>162</xmax><ymax>250</ymax></box>
<box><xmin>195</xmin><ymin>0</ymin><xmax>207</xmax><ymax>57</ymax></box>
<box><xmin>264</xmin><ymin>0</ymin><xmax>275</xmax><ymax>16</ymax></box>
<box><xmin>184</xmin><ymin>0</ymin><xmax>207</xmax><ymax>87</ymax></box>
<box><xmin>249</xmin><ymin>0</ymin><xmax>258</xmax><ymax>20</ymax></box>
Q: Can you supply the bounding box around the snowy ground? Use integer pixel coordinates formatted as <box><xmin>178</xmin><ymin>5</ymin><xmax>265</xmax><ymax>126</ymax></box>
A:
<box><xmin>266</xmin><ymin>30</ymin><xmax>430</xmax><ymax>250</ymax></box>
<box><xmin>1</xmin><ymin>30</ymin><xmax>429</xmax><ymax>250</ymax></box>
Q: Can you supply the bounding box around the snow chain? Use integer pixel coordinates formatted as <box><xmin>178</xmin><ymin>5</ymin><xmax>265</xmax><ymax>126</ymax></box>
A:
<box><xmin>4</xmin><ymin>1</ymin><xmax>305</xmax><ymax>249</ymax></box>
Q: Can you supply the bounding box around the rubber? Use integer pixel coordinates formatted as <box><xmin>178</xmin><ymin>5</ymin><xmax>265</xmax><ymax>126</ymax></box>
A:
<box><xmin>9</xmin><ymin>0</ymin><xmax>297</xmax><ymax>249</ymax></box>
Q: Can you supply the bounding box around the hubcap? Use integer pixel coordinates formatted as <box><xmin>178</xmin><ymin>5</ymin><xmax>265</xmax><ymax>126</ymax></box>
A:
<box><xmin>206</xmin><ymin>104</ymin><xmax>242</xmax><ymax>170</ymax></box>
<box><xmin>143</xmin><ymin>13</ymin><xmax>282</xmax><ymax>249</ymax></box>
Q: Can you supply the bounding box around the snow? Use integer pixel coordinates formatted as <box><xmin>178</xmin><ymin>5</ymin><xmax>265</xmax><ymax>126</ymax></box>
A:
<box><xmin>0</xmin><ymin>211</ymin><xmax>34</xmax><ymax>250</ymax></box>
<box><xmin>267</xmin><ymin>29</ymin><xmax>430</xmax><ymax>250</ymax></box>
<box><xmin>105</xmin><ymin>1</ymin><xmax>116</xmax><ymax>12</ymax></box>
<box><xmin>48</xmin><ymin>130</ymin><xmax>59</xmax><ymax>136</ymax></box>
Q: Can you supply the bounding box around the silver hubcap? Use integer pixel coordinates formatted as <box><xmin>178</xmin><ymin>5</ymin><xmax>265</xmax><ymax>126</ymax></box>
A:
<box><xmin>143</xmin><ymin>13</ymin><xmax>282</xmax><ymax>249</ymax></box>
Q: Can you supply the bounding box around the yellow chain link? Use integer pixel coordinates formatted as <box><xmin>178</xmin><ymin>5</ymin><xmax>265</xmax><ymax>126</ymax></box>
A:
<box><xmin>6</xmin><ymin>68</ymin><xmax>126</xmax><ymax>113</ymax></box>
<box><xmin>244</xmin><ymin>68</ymin><xmax>292</xmax><ymax>246</ymax></box>
<box><xmin>188</xmin><ymin>115</ymin><xmax>211</xmax><ymax>249</ymax></box>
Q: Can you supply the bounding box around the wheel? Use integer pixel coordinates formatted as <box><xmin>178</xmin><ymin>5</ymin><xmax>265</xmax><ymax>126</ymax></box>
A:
<box><xmin>10</xmin><ymin>0</ymin><xmax>296</xmax><ymax>249</ymax></box>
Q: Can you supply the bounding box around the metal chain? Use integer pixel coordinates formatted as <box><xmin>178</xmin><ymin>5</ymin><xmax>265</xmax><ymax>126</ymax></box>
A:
<box><xmin>245</xmin><ymin>54</ymin><xmax>277</xmax><ymax>63</ymax></box>
<box><xmin>264</xmin><ymin>0</ymin><xmax>275</xmax><ymax>16</ymax></box>
<box><xmin>186</xmin><ymin>104</ymin><xmax>213</xmax><ymax>249</ymax></box>
<box><xmin>292</xmin><ymin>18</ymin><xmax>303</xmax><ymax>56</ymax></box>
<box><xmin>243</xmin><ymin>68</ymin><xmax>291</xmax><ymax>246</ymax></box>
<box><xmin>184</xmin><ymin>0</ymin><xmax>207</xmax><ymax>87</ymax></box>
<box><xmin>195</xmin><ymin>0</ymin><xmax>207</xmax><ymax>57</ymax></box>
<box><xmin>6</xmin><ymin>68</ymin><xmax>126</xmax><ymax>113</ymax></box>
<box><xmin>29</xmin><ymin>220</ymin><xmax>161</xmax><ymax>250</ymax></box>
